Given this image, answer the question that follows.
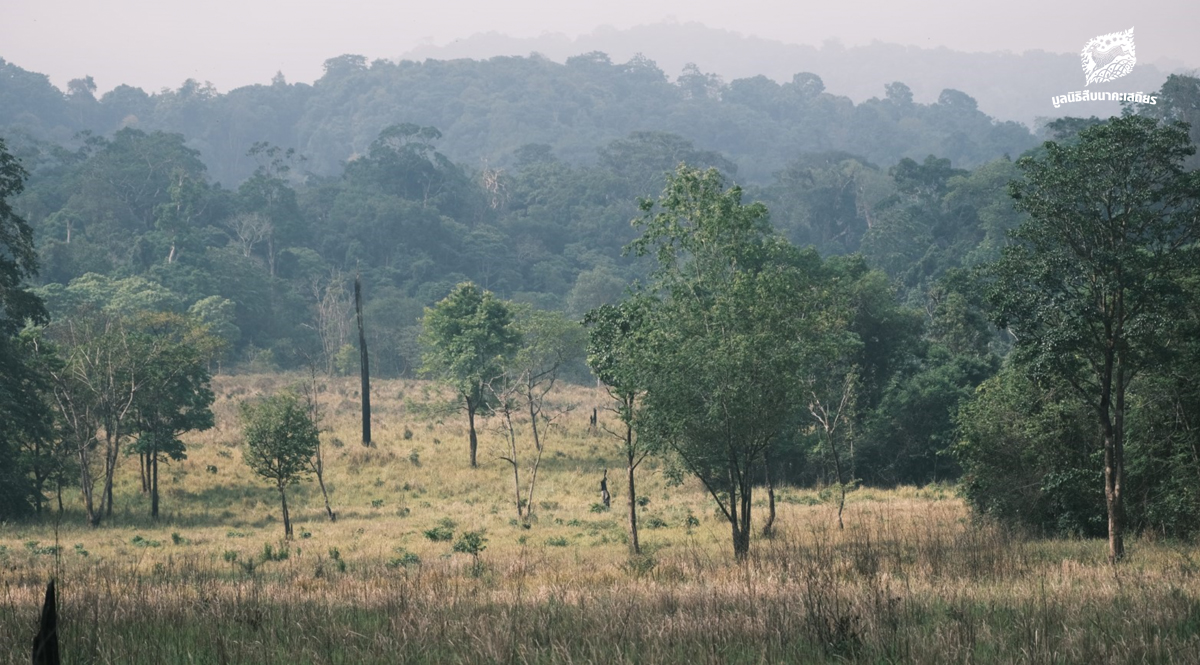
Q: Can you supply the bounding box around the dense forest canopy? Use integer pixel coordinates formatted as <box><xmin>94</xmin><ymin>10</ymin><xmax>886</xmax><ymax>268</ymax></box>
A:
<box><xmin>1</xmin><ymin>52</ymin><xmax>1035</xmax><ymax>185</ymax></box>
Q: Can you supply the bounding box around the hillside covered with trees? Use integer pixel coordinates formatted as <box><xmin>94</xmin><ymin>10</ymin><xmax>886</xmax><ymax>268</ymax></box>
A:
<box><xmin>2</xmin><ymin>49</ymin><xmax>1200</xmax><ymax>561</ymax></box>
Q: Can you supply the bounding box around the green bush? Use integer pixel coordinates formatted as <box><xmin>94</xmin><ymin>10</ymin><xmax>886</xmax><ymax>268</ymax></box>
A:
<box><xmin>453</xmin><ymin>531</ymin><xmax>487</xmax><ymax>557</ymax></box>
<box><xmin>424</xmin><ymin>517</ymin><xmax>456</xmax><ymax>542</ymax></box>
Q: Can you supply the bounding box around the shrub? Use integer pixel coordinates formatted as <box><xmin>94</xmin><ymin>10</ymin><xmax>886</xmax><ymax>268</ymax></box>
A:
<box><xmin>643</xmin><ymin>516</ymin><xmax>668</xmax><ymax>529</ymax></box>
<box><xmin>424</xmin><ymin>518</ymin><xmax>456</xmax><ymax>542</ymax></box>
<box><xmin>387</xmin><ymin>548</ymin><xmax>421</xmax><ymax>569</ymax></box>
<box><xmin>453</xmin><ymin>531</ymin><xmax>487</xmax><ymax>558</ymax></box>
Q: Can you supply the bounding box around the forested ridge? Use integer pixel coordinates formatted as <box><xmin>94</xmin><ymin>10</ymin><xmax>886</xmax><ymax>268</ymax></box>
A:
<box><xmin>2</xmin><ymin>48</ymin><xmax>1200</xmax><ymax>559</ymax></box>
<box><xmin>1</xmin><ymin>52</ymin><xmax>1037</xmax><ymax>184</ymax></box>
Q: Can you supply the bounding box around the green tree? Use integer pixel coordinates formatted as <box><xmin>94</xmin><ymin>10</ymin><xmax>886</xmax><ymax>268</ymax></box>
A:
<box><xmin>0</xmin><ymin>136</ymin><xmax>48</xmax><ymax>520</ymax></box>
<box><xmin>130</xmin><ymin>312</ymin><xmax>219</xmax><ymax>519</ymax></box>
<box><xmin>420</xmin><ymin>282</ymin><xmax>521</xmax><ymax>468</ymax></box>
<box><xmin>630</xmin><ymin>165</ymin><xmax>828</xmax><ymax>559</ymax></box>
<box><xmin>240</xmin><ymin>392</ymin><xmax>319</xmax><ymax>539</ymax></box>
<box><xmin>584</xmin><ymin>297</ymin><xmax>654</xmax><ymax>553</ymax></box>
<box><xmin>986</xmin><ymin>116</ymin><xmax>1200</xmax><ymax>563</ymax></box>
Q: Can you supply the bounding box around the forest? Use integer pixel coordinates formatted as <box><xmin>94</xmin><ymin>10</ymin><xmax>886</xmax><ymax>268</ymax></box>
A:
<box><xmin>2</xmin><ymin>53</ymin><xmax>1200</xmax><ymax>663</ymax></box>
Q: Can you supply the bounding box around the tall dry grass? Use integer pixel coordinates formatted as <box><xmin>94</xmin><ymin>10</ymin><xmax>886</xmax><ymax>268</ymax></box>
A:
<box><xmin>3</xmin><ymin>374</ymin><xmax>1200</xmax><ymax>663</ymax></box>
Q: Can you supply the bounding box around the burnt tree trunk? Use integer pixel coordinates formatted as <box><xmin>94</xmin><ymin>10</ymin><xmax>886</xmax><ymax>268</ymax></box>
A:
<box><xmin>355</xmin><ymin>273</ymin><xmax>372</xmax><ymax>447</ymax></box>
<box><xmin>467</xmin><ymin>397</ymin><xmax>479</xmax><ymax>468</ymax></box>
<box><xmin>31</xmin><ymin>580</ymin><xmax>58</xmax><ymax>665</ymax></box>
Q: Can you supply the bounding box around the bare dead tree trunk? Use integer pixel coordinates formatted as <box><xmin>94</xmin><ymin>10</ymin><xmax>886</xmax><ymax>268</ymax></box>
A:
<box><xmin>809</xmin><ymin>373</ymin><xmax>857</xmax><ymax>531</ymax></box>
<box><xmin>829</xmin><ymin>435</ymin><xmax>847</xmax><ymax>531</ymax></box>
<box><xmin>502</xmin><ymin>407</ymin><xmax>522</xmax><ymax>519</ymax></box>
<box><xmin>524</xmin><ymin>386</ymin><xmax>546</xmax><ymax>516</ymax></box>
<box><xmin>315</xmin><ymin>446</ymin><xmax>336</xmax><ymax>522</ymax></box>
<box><xmin>355</xmin><ymin>273</ymin><xmax>372</xmax><ymax>447</ymax></box>
<box><xmin>301</xmin><ymin>361</ymin><xmax>337</xmax><ymax>521</ymax></box>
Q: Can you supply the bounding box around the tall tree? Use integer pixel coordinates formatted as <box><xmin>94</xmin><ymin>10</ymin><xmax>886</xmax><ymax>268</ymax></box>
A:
<box><xmin>0</xmin><ymin>136</ymin><xmax>49</xmax><ymax>519</ymax></box>
<box><xmin>44</xmin><ymin>312</ymin><xmax>145</xmax><ymax>525</ymax></box>
<box><xmin>355</xmin><ymin>272</ymin><xmax>371</xmax><ymax>446</ymax></box>
<box><xmin>987</xmin><ymin>116</ymin><xmax>1200</xmax><ymax>563</ymax></box>
<box><xmin>630</xmin><ymin>165</ymin><xmax>828</xmax><ymax>559</ymax></box>
<box><xmin>584</xmin><ymin>297</ymin><xmax>653</xmax><ymax>554</ymax></box>
<box><xmin>420</xmin><ymin>282</ymin><xmax>521</xmax><ymax>468</ymax></box>
<box><xmin>129</xmin><ymin>312</ymin><xmax>219</xmax><ymax>519</ymax></box>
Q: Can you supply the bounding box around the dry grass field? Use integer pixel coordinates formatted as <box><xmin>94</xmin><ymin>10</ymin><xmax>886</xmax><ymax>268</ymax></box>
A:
<box><xmin>4</xmin><ymin>373</ymin><xmax>1200</xmax><ymax>663</ymax></box>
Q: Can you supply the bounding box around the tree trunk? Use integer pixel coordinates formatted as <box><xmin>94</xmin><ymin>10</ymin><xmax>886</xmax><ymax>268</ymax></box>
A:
<box><xmin>627</xmin><ymin>450</ymin><xmax>640</xmax><ymax>555</ymax></box>
<box><xmin>763</xmin><ymin>455</ymin><xmax>776</xmax><ymax>537</ymax></box>
<box><xmin>139</xmin><ymin>452</ymin><xmax>148</xmax><ymax>493</ymax></box>
<box><xmin>279</xmin><ymin>484</ymin><xmax>292</xmax><ymax>540</ymax></box>
<box><xmin>101</xmin><ymin>426</ymin><xmax>123</xmax><ymax>519</ymax></box>
<box><xmin>1104</xmin><ymin>365</ymin><xmax>1127</xmax><ymax>564</ymax></box>
<box><xmin>467</xmin><ymin>398</ymin><xmax>479</xmax><ymax>469</ymax></box>
<box><xmin>524</xmin><ymin>387</ymin><xmax>546</xmax><ymax>517</ymax></box>
<box><xmin>504</xmin><ymin>411</ymin><xmax>522</xmax><ymax>519</ymax></box>
<box><xmin>729</xmin><ymin>470</ymin><xmax>751</xmax><ymax>561</ymax></box>
<box><xmin>315</xmin><ymin>449</ymin><xmax>336</xmax><ymax>521</ymax></box>
<box><xmin>826</xmin><ymin>429</ymin><xmax>848</xmax><ymax>531</ymax></box>
<box><xmin>150</xmin><ymin>451</ymin><xmax>160</xmax><ymax>519</ymax></box>
<box><xmin>738</xmin><ymin>483</ymin><xmax>753</xmax><ymax>558</ymax></box>
<box><xmin>355</xmin><ymin>274</ymin><xmax>372</xmax><ymax>447</ymax></box>
<box><xmin>78</xmin><ymin>445</ymin><xmax>98</xmax><ymax>526</ymax></box>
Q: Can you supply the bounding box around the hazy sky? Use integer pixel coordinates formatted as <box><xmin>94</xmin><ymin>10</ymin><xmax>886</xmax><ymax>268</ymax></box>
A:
<box><xmin>2</xmin><ymin>0</ymin><xmax>1197</xmax><ymax>93</ymax></box>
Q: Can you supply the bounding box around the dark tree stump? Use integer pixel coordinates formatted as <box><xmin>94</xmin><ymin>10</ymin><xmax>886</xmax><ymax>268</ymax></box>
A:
<box><xmin>32</xmin><ymin>579</ymin><xmax>59</xmax><ymax>665</ymax></box>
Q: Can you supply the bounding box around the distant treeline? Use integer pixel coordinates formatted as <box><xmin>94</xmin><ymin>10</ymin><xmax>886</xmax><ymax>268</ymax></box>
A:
<box><xmin>0</xmin><ymin>52</ymin><xmax>1038</xmax><ymax>185</ymax></box>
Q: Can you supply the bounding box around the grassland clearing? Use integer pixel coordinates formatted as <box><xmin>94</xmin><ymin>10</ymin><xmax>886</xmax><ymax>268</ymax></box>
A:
<box><xmin>3</xmin><ymin>374</ymin><xmax>1200</xmax><ymax>663</ymax></box>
